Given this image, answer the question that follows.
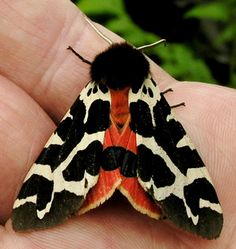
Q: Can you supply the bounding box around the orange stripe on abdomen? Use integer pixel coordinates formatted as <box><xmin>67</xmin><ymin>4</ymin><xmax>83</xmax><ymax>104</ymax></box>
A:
<box><xmin>110</xmin><ymin>87</ymin><xmax>130</xmax><ymax>129</ymax></box>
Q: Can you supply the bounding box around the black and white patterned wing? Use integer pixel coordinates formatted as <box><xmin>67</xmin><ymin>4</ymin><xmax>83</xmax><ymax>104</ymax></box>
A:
<box><xmin>12</xmin><ymin>82</ymin><xmax>111</xmax><ymax>231</ymax></box>
<box><xmin>129</xmin><ymin>76</ymin><xmax>223</xmax><ymax>239</ymax></box>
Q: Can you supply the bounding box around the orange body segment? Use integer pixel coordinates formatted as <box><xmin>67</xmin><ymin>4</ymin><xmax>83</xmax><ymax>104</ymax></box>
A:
<box><xmin>80</xmin><ymin>87</ymin><xmax>162</xmax><ymax>218</ymax></box>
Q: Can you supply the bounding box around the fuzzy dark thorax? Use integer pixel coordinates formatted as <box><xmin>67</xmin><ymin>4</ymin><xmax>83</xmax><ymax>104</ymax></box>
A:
<box><xmin>90</xmin><ymin>43</ymin><xmax>150</xmax><ymax>90</ymax></box>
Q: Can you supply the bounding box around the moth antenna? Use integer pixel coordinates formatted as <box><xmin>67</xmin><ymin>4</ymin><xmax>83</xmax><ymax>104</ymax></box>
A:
<box><xmin>67</xmin><ymin>46</ymin><xmax>92</xmax><ymax>65</ymax></box>
<box><xmin>85</xmin><ymin>16</ymin><xmax>113</xmax><ymax>45</ymax></box>
<box><xmin>137</xmin><ymin>39</ymin><xmax>166</xmax><ymax>50</ymax></box>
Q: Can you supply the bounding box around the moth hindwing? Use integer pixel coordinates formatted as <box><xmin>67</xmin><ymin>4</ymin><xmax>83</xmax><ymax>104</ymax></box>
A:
<box><xmin>12</xmin><ymin>42</ymin><xmax>223</xmax><ymax>239</ymax></box>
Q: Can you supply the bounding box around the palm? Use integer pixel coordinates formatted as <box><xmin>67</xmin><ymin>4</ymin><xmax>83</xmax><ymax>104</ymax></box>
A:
<box><xmin>0</xmin><ymin>1</ymin><xmax>235</xmax><ymax>248</ymax></box>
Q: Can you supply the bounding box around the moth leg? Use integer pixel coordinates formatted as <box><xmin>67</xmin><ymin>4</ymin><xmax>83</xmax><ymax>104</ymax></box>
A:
<box><xmin>161</xmin><ymin>88</ymin><xmax>185</xmax><ymax>108</ymax></box>
<box><xmin>170</xmin><ymin>102</ymin><xmax>185</xmax><ymax>109</ymax></box>
<box><xmin>67</xmin><ymin>46</ymin><xmax>92</xmax><ymax>65</ymax></box>
<box><xmin>161</xmin><ymin>88</ymin><xmax>173</xmax><ymax>94</ymax></box>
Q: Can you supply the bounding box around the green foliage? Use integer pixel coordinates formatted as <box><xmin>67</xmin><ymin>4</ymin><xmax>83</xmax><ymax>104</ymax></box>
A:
<box><xmin>76</xmin><ymin>0</ymin><xmax>235</xmax><ymax>88</ymax></box>
<box><xmin>77</xmin><ymin>0</ymin><xmax>158</xmax><ymax>46</ymax></box>
<box><xmin>157</xmin><ymin>44</ymin><xmax>216</xmax><ymax>83</ymax></box>
<box><xmin>77</xmin><ymin>0</ymin><xmax>123</xmax><ymax>17</ymax></box>
<box><xmin>185</xmin><ymin>1</ymin><xmax>236</xmax><ymax>87</ymax></box>
<box><xmin>185</xmin><ymin>2</ymin><xmax>229</xmax><ymax>21</ymax></box>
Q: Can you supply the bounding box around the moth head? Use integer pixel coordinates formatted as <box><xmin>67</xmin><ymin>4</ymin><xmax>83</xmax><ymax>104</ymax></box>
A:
<box><xmin>90</xmin><ymin>42</ymin><xmax>150</xmax><ymax>91</ymax></box>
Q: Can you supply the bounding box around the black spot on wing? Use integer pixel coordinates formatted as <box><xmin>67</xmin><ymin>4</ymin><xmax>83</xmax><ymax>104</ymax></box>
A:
<box><xmin>130</xmin><ymin>100</ymin><xmax>154</xmax><ymax>137</ymax></box>
<box><xmin>36</xmin><ymin>178</ymin><xmax>54</xmax><ymax>212</ymax></box>
<box><xmin>102</xmin><ymin>147</ymin><xmax>137</xmax><ymax>177</ymax></box>
<box><xmin>137</xmin><ymin>145</ymin><xmax>175</xmax><ymax>187</ymax></box>
<box><xmin>63</xmin><ymin>141</ymin><xmax>103</xmax><ymax>181</ymax></box>
<box><xmin>87</xmin><ymin>88</ymin><xmax>92</xmax><ymax>97</ymax></box>
<box><xmin>184</xmin><ymin>178</ymin><xmax>220</xmax><ymax>217</ymax></box>
<box><xmin>12</xmin><ymin>190</ymin><xmax>84</xmax><ymax>231</ymax></box>
<box><xmin>153</xmin><ymin>94</ymin><xmax>204</xmax><ymax>175</ymax></box>
<box><xmin>151</xmin><ymin>78</ymin><xmax>156</xmax><ymax>86</ymax></box>
<box><xmin>148</xmin><ymin>87</ymin><xmax>154</xmax><ymax>98</ymax></box>
<box><xmin>93</xmin><ymin>85</ymin><xmax>98</xmax><ymax>94</ymax></box>
<box><xmin>70</xmin><ymin>97</ymin><xmax>86</xmax><ymax>118</ymax></box>
<box><xmin>56</xmin><ymin>117</ymin><xmax>73</xmax><ymax>141</ymax></box>
<box><xmin>86</xmin><ymin>99</ymin><xmax>110</xmax><ymax>134</ymax></box>
<box><xmin>84</xmin><ymin>178</ymin><xmax>88</xmax><ymax>188</ymax></box>
<box><xmin>17</xmin><ymin>175</ymin><xmax>51</xmax><ymax>200</ymax></box>
<box><xmin>142</xmin><ymin>85</ymin><xmax>147</xmax><ymax>94</ymax></box>
<box><xmin>16</xmin><ymin>175</ymin><xmax>53</xmax><ymax>213</ymax></box>
<box><xmin>35</xmin><ymin>145</ymin><xmax>62</xmax><ymax>167</ymax></box>
<box><xmin>157</xmin><ymin>194</ymin><xmax>223</xmax><ymax>239</ymax></box>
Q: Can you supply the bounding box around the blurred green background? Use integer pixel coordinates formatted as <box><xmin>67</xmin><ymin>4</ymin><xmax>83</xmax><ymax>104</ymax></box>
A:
<box><xmin>73</xmin><ymin>0</ymin><xmax>236</xmax><ymax>88</ymax></box>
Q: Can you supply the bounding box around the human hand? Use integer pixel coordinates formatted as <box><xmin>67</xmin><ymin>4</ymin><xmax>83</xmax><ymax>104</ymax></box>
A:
<box><xmin>0</xmin><ymin>0</ymin><xmax>236</xmax><ymax>248</ymax></box>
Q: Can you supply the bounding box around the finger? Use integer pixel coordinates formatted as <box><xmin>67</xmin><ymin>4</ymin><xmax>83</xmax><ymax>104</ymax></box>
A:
<box><xmin>4</xmin><ymin>196</ymin><xmax>221</xmax><ymax>249</ymax></box>
<box><xmin>0</xmin><ymin>76</ymin><xmax>54</xmax><ymax>221</ymax></box>
<box><xmin>0</xmin><ymin>0</ymin><xmax>84</xmax><ymax>122</ymax></box>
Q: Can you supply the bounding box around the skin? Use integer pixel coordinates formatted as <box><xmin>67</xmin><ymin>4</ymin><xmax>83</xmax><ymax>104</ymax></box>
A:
<box><xmin>0</xmin><ymin>0</ymin><xmax>236</xmax><ymax>248</ymax></box>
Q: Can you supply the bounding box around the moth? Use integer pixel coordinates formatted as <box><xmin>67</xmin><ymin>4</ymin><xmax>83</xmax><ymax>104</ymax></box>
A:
<box><xmin>12</xmin><ymin>18</ymin><xmax>223</xmax><ymax>239</ymax></box>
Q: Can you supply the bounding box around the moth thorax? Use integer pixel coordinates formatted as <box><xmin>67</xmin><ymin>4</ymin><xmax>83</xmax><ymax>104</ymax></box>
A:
<box><xmin>90</xmin><ymin>42</ymin><xmax>150</xmax><ymax>91</ymax></box>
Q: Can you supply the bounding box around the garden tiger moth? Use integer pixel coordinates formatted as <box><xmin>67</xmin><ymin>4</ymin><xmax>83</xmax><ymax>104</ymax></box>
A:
<box><xmin>12</xmin><ymin>19</ymin><xmax>223</xmax><ymax>239</ymax></box>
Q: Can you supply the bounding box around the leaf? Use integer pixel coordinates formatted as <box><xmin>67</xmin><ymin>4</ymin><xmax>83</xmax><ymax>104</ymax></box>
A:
<box><xmin>229</xmin><ymin>73</ymin><xmax>236</xmax><ymax>88</ymax></box>
<box><xmin>217</xmin><ymin>24</ymin><xmax>236</xmax><ymax>44</ymax></box>
<box><xmin>157</xmin><ymin>44</ymin><xmax>216</xmax><ymax>83</ymax></box>
<box><xmin>78</xmin><ymin>0</ymin><xmax>124</xmax><ymax>16</ymax></box>
<box><xmin>185</xmin><ymin>2</ymin><xmax>229</xmax><ymax>22</ymax></box>
<box><xmin>107</xmin><ymin>16</ymin><xmax>159</xmax><ymax>46</ymax></box>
